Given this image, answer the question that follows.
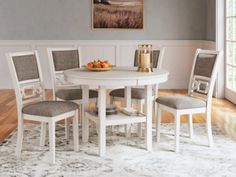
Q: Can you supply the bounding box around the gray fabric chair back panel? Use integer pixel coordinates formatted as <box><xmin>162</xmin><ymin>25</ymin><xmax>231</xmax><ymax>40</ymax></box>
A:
<box><xmin>194</xmin><ymin>53</ymin><xmax>217</xmax><ymax>78</ymax></box>
<box><xmin>134</xmin><ymin>50</ymin><xmax>160</xmax><ymax>68</ymax></box>
<box><xmin>52</xmin><ymin>50</ymin><xmax>80</xmax><ymax>71</ymax></box>
<box><xmin>12</xmin><ymin>55</ymin><xmax>39</xmax><ymax>81</ymax></box>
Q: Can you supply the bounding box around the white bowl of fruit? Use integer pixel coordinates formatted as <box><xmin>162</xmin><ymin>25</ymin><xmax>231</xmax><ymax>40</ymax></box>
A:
<box><xmin>86</xmin><ymin>60</ymin><xmax>112</xmax><ymax>71</ymax></box>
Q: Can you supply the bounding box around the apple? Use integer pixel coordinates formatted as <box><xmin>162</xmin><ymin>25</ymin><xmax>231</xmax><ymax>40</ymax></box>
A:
<box><xmin>96</xmin><ymin>63</ymin><xmax>102</xmax><ymax>68</ymax></box>
<box><xmin>102</xmin><ymin>63</ymin><xmax>109</xmax><ymax>68</ymax></box>
<box><xmin>87</xmin><ymin>63</ymin><xmax>93</xmax><ymax>68</ymax></box>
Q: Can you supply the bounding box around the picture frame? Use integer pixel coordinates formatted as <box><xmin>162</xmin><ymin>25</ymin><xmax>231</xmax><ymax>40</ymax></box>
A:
<box><xmin>92</xmin><ymin>0</ymin><xmax>144</xmax><ymax>30</ymax></box>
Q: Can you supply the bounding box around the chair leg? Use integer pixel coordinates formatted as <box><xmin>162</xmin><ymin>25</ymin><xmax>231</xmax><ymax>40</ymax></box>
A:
<box><xmin>16</xmin><ymin>118</ymin><xmax>24</xmax><ymax>158</ymax></box>
<box><xmin>110</xmin><ymin>96</ymin><xmax>114</xmax><ymax>105</ymax></box>
<box><xmin>188</xmin><ymin>114</ymin><xmax>194</xmax><ymax>139</ymax></box>
<box><xmin>84</xmin><ymin>116</ymin><xmax>90</xmax><ymax>142</ymax></box>
<box><xmin>111</xmin><ymin>125</ymin><xmax>115</xmax><ymax>133</ymax></box>
<box><xmin>96</xmin><ymin>120</ymin><xmax>100</xmax><ymax>135</ymax></box>
<box><xmin>156</xmin><ymin>106</ymin><xmax>161</xmax><ymax>142</ymax></box>
<box><xmin>175</xmin><ymin>113</ymin><xmax>180</xmax><ymax>153</ymax></box>
<box><xmin>125</xmin><ymin>125</ymin><xmax>132</xmax><ymax>137</ymax></box>
<box><xmin>49</xmin><ymin>121</ymin><xmax>56</xmax><ymax>164</ymax></box>
<box><xmin>137</xmin><ymin>124</ymin><xmax>142</xmax><ymax>137</ymax></box>
<box><xmin>79</xmin><ymin>104</ymin><xmax>82</xmax><ymax>126</ymax></box>
<box><xmin>57</xmin><ymin>97</ymin><xmax>69</xmax><ymax>143</ymax></box>
<box><xmin>95</xmin><ymin>98</ymin><xmax>100</xmax><ymax>134</ymax></box>
<box><xmin>206</xmin><ymin>109</ymin><xmax>213</xmax><ymax>147</ymax></box>
<box><xmin>73</xmin><ymin>110</ymin><xmax>79</xmax><ymax>152</ymax></box>
<box><xmin>40</xmin><ymin>122</ymin><xmax>47</xmax><ymax>147</ymax></box>
<box><xmin>153</xmin><ymin>99</ymin><xmax>157</xmax><ymax>124</ymax></box>
<box><xmin>142</xmin><ymin>102</ymin><xmax>147</xmax><ymax>138</ymax></box>
<box><xmin>65</xmin><ymin>118</ymin><xmax>70</xmax><ymax>144</ymax></box>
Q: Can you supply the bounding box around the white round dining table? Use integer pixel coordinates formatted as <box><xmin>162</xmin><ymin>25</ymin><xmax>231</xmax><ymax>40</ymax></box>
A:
<box><xmin>64</xmin><ymin>66</ymin><xmax>169</xmax><ymax>156</ymax></box>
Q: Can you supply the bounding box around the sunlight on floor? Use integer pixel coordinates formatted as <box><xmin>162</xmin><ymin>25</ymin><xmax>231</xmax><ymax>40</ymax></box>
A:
<box><xmin>215</xmin><ymin>111</ymin><xmax>236</xmax><ymax>141</ymax></box>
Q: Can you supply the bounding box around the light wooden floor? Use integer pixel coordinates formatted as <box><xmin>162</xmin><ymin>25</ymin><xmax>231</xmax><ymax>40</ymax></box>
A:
<box><xmin>0</xmin><ymin>89</ymin><xmax>235</xmax><ymax>143</ymax></box>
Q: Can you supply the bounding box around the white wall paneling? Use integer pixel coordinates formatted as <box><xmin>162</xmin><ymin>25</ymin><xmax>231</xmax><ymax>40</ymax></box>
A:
<box><xmin>0</xmin><ymin>40</ymin><xmax>215</xmax><ymax>89</ymax></box>
<box><xmin>79</xmin><ymin>45</ymin><xmax>116</xmax><ymax>66</ymax></box>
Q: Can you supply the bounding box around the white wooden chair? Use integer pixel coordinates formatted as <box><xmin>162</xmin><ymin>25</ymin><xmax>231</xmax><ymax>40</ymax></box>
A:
<box><xmin>109</xmin><ymin>48</ymin><xmax>165</xmax><ymax>136</ymax></box>
<box><xmin>47</xmin><ymin>48</ymin><xmax>98</xmax><ymax>141</ymax></box>
<box><xmin>156</xmin><ymin>49</ymin><xmax>222</xmax><ymax>152</ymax></box>
<box><xmin>6</xmin><ymin>51</ymin><xmax>79</xmax><ymax>164</ymax></box>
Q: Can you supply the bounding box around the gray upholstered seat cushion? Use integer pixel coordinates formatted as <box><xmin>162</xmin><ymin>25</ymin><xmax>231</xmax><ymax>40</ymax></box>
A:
<box><xmin>156</xmin><ymin>96</ymin><xmax>206</xmax><ymax>109</ymax></box>
<box><xmin>22</xmin><ymin>101</ymin><xmax>78</xmax><ymax>117</ymax></box>
<box><xmin>56</xmin><ymin>89</ymin><xmax>98</xmax><ymax>100</ymax></box>
<box><xmin>109</xmin><ymin>88</ymin><xmax>155</xmax><ymax>100</ymax></box>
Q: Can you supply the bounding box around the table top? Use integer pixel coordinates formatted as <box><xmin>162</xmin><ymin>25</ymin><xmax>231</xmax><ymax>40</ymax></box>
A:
<box><xmin>64</xmin><ymin>66</ymin><xmax>169</xmax><ymax>87</ymax></box>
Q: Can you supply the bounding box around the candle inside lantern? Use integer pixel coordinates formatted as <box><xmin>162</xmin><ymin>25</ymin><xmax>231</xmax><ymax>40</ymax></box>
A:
<box><xmin>137</xmin><ymin>44</ymin><xmax>153</xmax><ymax>72</ymax></box>
<box><xmin>140</xmin><ymin>53</ymin><xmax>151</xmax><ymax>68</ymax></box>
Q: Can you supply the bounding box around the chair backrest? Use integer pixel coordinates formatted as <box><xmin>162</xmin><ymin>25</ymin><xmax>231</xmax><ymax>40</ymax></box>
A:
<box><xmin>6</xmin><ymin>51</ymin><xmax>45</xmax><ymax>113</ymax></box>
<box><xmin>188</xmin><ymin>49</ymin><xmax>222</xmax><ymax>103</ymax></box>
<box><xmin>134</xmin><ymin>48</ymin><xmax>165</xmax><ymax>69</ymax></box>
<box><xmin>47</xmin><ymin>48</ymin><xmax>81</xmax><ymax>100</ymax></box>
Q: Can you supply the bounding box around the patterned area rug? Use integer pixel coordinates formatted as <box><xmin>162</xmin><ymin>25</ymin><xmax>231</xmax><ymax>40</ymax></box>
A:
<box><xmin>0</xmin><ymin>124</ymin><xmax>236</xmax><ymax>177</ymax></box>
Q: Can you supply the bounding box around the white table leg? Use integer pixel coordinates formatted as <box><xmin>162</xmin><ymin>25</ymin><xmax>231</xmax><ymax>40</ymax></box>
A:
<box><xmin>82</xmin><ymin>85</ymin><xmax>89</xmax><ymax>143</ymax></box>
<box><xmin>145</xmin><ymin>85</ymin><xmax>152</xmax><ymax>151</ymax></box>
<box><xmin>125</xmin><ymin>86</ymin><xmax>132</xmax><ymax>137</ymax></box>
<box><xmin>156</xmin><ymin>105</ymin><xmax>161</xmax><ymax>142</ymax></box>
<box><xmin>98</xmin><ymin>86</ymin><xmax>106</xmax><ymax>157</ymax></box>
<box><xmin>137</xmin><ymin>101</ymin><xmax>143</xmax><ymax>137</ymax></box>
<box><xmin>153</xmin><ymin>84</ymin><xmax>159</xmax><ymax>120</ymax></box>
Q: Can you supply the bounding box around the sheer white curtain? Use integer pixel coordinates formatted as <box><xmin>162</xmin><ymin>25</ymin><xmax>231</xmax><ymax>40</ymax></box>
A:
<box><xmin>225</xmin><ymin>0</ymin><xmax>236</xmax><ymax>103</ymax></box>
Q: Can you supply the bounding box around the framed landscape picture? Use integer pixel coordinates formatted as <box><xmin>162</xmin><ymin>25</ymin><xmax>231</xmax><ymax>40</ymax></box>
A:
<box><xmin>92</xmin><ymin>0</ymin><xmax>144</xmax><ymax>29</ymax></box>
